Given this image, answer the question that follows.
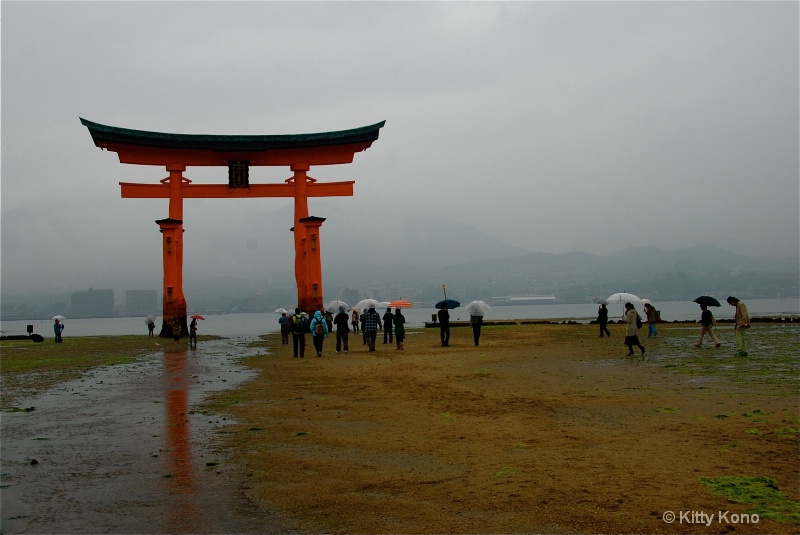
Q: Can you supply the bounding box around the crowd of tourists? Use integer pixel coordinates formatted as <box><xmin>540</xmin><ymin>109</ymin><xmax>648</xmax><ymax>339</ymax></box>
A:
<box><xmin>279</xmin><ymin>304</ymin><xmax>407</xmax><ymax>358</ymax></box>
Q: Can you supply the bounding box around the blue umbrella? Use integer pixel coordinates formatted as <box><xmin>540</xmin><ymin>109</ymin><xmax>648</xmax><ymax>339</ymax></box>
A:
<box><xmin>435</xmin><ymin>299</ymin><xmax>460</xmax><ymax>309</ymax></box>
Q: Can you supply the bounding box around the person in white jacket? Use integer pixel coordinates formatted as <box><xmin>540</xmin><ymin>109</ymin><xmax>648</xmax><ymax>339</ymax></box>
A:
<box><xmin>622</xmin><ymin>302</ymin><xmax>645</xmax><ymax>356</ymax></box>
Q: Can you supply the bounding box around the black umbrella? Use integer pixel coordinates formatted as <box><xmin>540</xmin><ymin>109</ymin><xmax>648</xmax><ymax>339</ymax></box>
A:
<box><xmin>435</xmin><ymin>299</ymin><xmax>460</xmax><ymax>309</ymax></box>
<box><xmin>693</xmin><ymin>295</ymin><xmax>721</xmax><ymax>307</ymax></box>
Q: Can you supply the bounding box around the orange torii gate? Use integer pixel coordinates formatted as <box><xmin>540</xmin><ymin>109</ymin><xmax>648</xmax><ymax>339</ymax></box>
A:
<box><xmin>81</xmin><ymin>118</ymin><xmax>385</xmax><ymax>337</ymax></box>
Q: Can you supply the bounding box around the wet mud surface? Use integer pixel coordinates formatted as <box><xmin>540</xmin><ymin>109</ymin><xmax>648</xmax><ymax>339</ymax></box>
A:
<box><xmin>1</xmin><ymin>338</ymin><xmax>297</xmax><ymax>534</ymax></box>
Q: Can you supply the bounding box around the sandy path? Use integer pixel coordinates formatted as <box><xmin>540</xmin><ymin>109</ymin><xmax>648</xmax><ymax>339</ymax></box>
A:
<box><xmin>215</xmin><ymin>323</ymin><xmax>799</xmax><ymax>534</ymax></box>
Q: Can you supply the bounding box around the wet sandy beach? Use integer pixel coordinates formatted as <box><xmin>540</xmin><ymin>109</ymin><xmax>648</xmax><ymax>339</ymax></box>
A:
<box><xmin>1</xmin><ymin>338</ymin><xmax>297</xmax><ymax>534</ymax></box>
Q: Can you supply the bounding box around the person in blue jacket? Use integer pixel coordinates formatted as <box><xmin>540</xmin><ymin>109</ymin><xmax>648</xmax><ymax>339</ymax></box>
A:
<box><xmin>309</xmin><ymin>310</ymin><xmax>329</xmax><ymax>357</ymax></box>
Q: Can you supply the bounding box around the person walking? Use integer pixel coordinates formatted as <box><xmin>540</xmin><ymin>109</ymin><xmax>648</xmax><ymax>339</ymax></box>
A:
<box><xmin>53</xmin><ymin>319</ymin><xmax>64</xmax><ymax>343</ymax></box>
<box><xmin>362</xmin><ymin>306</ymin><xmax>382</xmax><ymax>352</ymax></box>
<box><xmin>438</xmin><ymin>303</ymin><xmax>451</xmax><ymax>346</ymax></box>
<box><xmin>644</xmin><ymin>303</ymin><xmax>658</xmax><ymax>338</ymax></box>
<box><xmin>278</xmin><ymin>313</ymin><xmax>290</xmax><ymax>344</ymax></box>
<box><xmin>351</xmin><ymin>309</ymin><xmax>360</xmax><ymax>333</ymax></box>
<box><xmin>727</xmin><ymin>296</ymin><xmax>750</xmax><ymax>356</ymax></box>
<box><xmin>470</xmin><ymin>315</ymin><xmax>483</xmax><ymax>346</ymax></box>
<box><xmin>189</xmin><ymin>317</ymin><xmax>198</xmax><ymax>348</ymax></box>
<box><xmin>382</xmin><ymin>308</ymin><xmax>394</xmax><ymax>344</ymax></box>
<box><xmin>147</xmin><ymin>319</ymin><xmax>155</xmax><ymax>338</ymax></box>
<box><xmin>334</xmin><ymin>306</ymin><xmax>350</xmax><ymax>353</ymax></box>
<box><xmin>171</xmin><ymin>318</ymin><xmax>181</xmax><ymax>343</ymax></box>
<box><xmin>597</xmin><ymin>304</ymin><xmax>611</xmax><ymax>337</ymax></box>
<box><xmin>694</xmin><ymin>304</ymin><xmax>721</xmax><ymax>348</ymax></box>
<box><xmin>290</xmin><ymin>308</ymin><xmax>308</xmax><ymax>358</ymax></box>
<box><xmin>393</xmin><ymin>308</ymin><xmax>406</xmax><ymax>350</ymax></box>
<box><xmin>310</xmin><ymin>310</ymin><xmax>328</xmax><ymax>357</ymax></box>
<box><xmin>622</xmin><ymin>302</ymin><xmax>645</xmax><ymax>356</ymax></box>
<box><xmin>324</xmin><ymin>310</ymin><xmax>334</xmax><ymax>333</ymax></box>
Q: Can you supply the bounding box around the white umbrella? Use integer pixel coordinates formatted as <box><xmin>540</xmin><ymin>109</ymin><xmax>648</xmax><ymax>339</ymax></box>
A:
<box><xmin>52</xmin><ymin>315</ymin><xmax>66</xmax><ymax>321</ymax></box>
<box><xmin>145</xmin><ymin>315</ymin><xmax>157</xmax><ymax>325</ymax></box>
<box><xmin>592</xmin><ymin>297</ymin><xmax>608</xmax><ymax>305</ymax></box>
<box><xmin>274</xmin><ymin>308</ymin><xmax>289</xmax><ymax>314</ymax></box>
<box><xmin>605</xmin><ymin>292</ymin><xmax>642</xmax><ymax>304</ymax></box>
<box><xmin>379</xmin><ymin>301</ymin><xmax>392</xmax><ymax>309</ymax></box>
<box><xmin>355</xmin><ymin>298</ymin><xmax>381</xmax><ymax>310</ymax></box>
<box><xmin>465</xmin><ymin>300</ymin><xmax>491</xmax><ymax>317</ymax></box>
<box><xmin>325</xmin><ymin>300</ymin><xmax>351</xmax><ymax>313</ymax></box>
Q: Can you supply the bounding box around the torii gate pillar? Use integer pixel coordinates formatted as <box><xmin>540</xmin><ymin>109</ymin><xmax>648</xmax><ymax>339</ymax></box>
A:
<box><xmin>156</xmin><ymin>218</ymin><xmax>187</xmax><ymax>337</ymax></box>
<box><xmin>295</xmin><ymin>216</ymin><xmax>326</xmax><ymax>313</ymax></box>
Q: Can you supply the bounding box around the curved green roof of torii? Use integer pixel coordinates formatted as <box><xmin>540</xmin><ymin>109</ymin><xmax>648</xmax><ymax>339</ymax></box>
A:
<box><xmin>80</xmin><ymin>118</ymin><xmax>385</xmax><ymax>152</ymax></box>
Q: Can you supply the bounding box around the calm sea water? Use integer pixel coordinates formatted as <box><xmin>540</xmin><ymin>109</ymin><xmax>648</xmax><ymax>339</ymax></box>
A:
<box><xmin>2</xmin><ymin>298</ymin><xmax>797</xmax><ymax>339</ymax></box>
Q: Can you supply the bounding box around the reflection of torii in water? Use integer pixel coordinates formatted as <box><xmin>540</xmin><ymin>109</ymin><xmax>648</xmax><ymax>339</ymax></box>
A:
<box><xmin>81</xmin><ymin>118</ymin><xmax>385</xmax><ymax>337</ymax></box>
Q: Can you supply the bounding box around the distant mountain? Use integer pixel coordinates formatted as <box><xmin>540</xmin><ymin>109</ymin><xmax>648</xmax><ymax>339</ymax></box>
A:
<box><xmin>3</xmin><ymin>204</ymin><xmax>796</xmax><ymax>312</ymax></box>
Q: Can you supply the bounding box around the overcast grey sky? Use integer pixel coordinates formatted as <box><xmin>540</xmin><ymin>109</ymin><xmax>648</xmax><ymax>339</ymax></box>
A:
<box><xmin>2</xmin><ymin>1</ymin><xmax>798</xmax><ymax>296</ymax></box>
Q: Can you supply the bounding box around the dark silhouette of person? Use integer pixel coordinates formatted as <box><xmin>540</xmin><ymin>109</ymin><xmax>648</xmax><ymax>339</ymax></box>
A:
<box><xmin>598</xmin><ymin>304</ymin><xmax>611</xmax><ymax>337</ymax></box>
<box><xmin>438</xmin><ymin>304</ymin><xmax>450</xmax><ymax>346</ymax></box>
<box><xmin>382</xmin><ymin>308</ymin><xmax>394</xmax><ymax>344</ymax></box>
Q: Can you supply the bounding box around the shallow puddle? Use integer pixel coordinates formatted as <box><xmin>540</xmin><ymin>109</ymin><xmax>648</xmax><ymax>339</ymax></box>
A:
<box><xmin>1</xmin><ymin>337</ymin><xmax>297</xmax><ymax>534</ymax></box>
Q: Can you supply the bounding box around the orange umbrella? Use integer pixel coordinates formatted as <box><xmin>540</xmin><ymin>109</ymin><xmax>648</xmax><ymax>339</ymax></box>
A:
<box><xmin>191</xmin><ymin>314</ymin><xmax>206</xmax><ymax>320</ymax></box>
<box><xmin>388</xmin><ymin>299</ymin><xmax>413</xmax><ymax>308</ymax></box>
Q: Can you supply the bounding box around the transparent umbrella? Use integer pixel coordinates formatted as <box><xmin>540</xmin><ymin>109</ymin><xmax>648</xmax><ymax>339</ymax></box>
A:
<box><xmin>465</xmin><ymin>300</ymin><xmax>491</xmax><ymax>317</ymax></box>
<box><xmin>355</xmin><ymin>298</ymin><xmax>381</xmax><ymax>311</ymax></box>
<box><xmin>605</xmin><ymin>292</ymin><xmax>642</xmax><ymax>304</ymax></box>
<box><xmin>325</xmin><ymin>300</ymin><xmax>351</xmax><ymax>313</ymax></box>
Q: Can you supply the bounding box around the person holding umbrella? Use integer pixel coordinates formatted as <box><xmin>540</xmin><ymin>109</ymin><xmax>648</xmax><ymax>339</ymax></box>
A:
<box><xmin>727</xmin><ymin>296</ymin><xmax>750</xmax><ymax>357</ymax></box>
<box><xmin>622</xmin><ymin>302</ymin><xmax>645</xmax><ymax>356</ymax></box>
<box><xmin>437</xmin><ymin>303</ymin><xmax>451</xmax><ymax>347</ymax></box>
<box><xmin>189</xmin><ymin>317</ymin><xmax>198</xmax><ymax>348</ymax></box>
<box><xmin>465</xmin><ymin>300</ymin><xmax>490</xmax><ymax>346</ymax></box>
<box><xmin>470</xmin><ymin>314</ymin><xmax>483</xmax><ymax>346</ymax></box>
<box><xmin>694</xmin><ymin>304</ymin><xmax>721</xmax><ymax>348</ymax></box>
<box><xmin>597</xmin><ymin>304</ymin><xmax>611</xmax><ymax>337</ymax></box>
<box><xmin>53</xmin><ymin>318</ymin><xmax>64</xmax><ymax>343</ymax></box>
<box><xmin>393</xmin><ymin>307</ymin><xmax>406</xmax><ymax>350</ymax></box>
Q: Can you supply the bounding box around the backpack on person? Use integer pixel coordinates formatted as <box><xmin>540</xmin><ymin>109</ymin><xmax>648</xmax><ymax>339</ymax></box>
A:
<box><xmin>292</xmin><ymin>314</ymin><xmax>307</xmax><ymax>334</ymax></box>
<box><xmin>314</xmin><ymin>321</ymin><xmax>326</xmax><ymax>336</ymax></box>
<box><xmin>655</xmin><ymin>309</ymin><xmax>662</xmax><ymax>323</ymax></box>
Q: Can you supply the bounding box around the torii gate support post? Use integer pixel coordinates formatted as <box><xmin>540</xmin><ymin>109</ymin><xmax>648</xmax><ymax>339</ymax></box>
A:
<box><xmin>156</xmin><ymin>218</ymin><xmax>187</xmax><ymax>337</ymax></box>
<box><xmin>297</xmin><ymin>216</ymin><xmax>326</xmax><ymax>313</ymax></box>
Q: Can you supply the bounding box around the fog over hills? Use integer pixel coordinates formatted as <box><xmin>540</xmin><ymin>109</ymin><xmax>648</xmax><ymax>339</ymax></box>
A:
<box><xmin>2</xmin><ymin>202</ymin><xmax>796</xmax><ymax>312</ymax></box>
